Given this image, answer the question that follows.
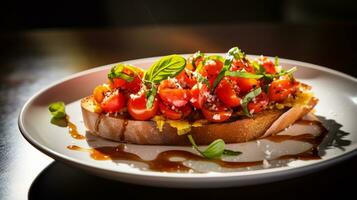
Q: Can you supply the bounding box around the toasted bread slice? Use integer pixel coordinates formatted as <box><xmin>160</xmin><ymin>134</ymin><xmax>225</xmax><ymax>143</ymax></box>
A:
<box><xmin>81</xmin><ymin>96</ymin><xmax>317</xmax><ymax>145</ymax></box>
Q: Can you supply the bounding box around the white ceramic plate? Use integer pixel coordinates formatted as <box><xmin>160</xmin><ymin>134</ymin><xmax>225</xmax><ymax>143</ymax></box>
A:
<box><xmin>19</xmin><ymin>55</ymin><xmax>357</xmax><ymax>188</ymax></box>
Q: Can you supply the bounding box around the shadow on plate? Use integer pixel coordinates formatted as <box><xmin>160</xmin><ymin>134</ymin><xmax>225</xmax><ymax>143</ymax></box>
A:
<box><xmin>318</xmin><ymin>116</ymin><xmax>352</xmax><ymax>156</ymax></box>
<box><xmin>28</xmin><ymin>158</ymin><xmax>356</xmax><ymax>200</ymax></box>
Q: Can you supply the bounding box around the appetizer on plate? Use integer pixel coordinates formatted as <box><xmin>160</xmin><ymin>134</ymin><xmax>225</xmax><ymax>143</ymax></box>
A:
<box><xmin>81</xmin><ymin>47</ymin><xmax>318</xmax><ymax>147</ymax></box>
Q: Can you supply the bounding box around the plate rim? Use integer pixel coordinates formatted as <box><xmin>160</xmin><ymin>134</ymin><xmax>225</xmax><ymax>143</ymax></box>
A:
<box><xmin>18</xmin><ymin>55</ymin><xmax>357</xmax><ymax>181</ymax></box>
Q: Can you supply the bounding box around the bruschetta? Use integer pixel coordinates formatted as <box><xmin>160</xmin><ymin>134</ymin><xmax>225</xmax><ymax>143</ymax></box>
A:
<box><xmin>81</xmin><ymin>47</ymin><xmax>318</xmax><ymax>145</ymax></box>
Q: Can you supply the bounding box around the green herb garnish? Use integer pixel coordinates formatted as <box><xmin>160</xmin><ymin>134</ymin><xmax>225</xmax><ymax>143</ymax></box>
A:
<box><xmin>144</xmin><ymin>55</ymin><xmax>186</xmax><ymax>108</ymax></box>
<box><xmin>145</xmin><ymin>54</ymin><xmax>186</xmax><ymax>84</ymax></box>
<box><xmin>108</xmin><ymin>64</ymin><xmax>137</xmax><ymax>82</ymax></box>
<box><xmin>274</xmin><ymin>56</ymin><xmax>279</xmax><ymax>66</ymax></box>
<box><xmin>187</xmin><ymin>135</ymin><xmax>241</xmax><ymax>159</ymax></box>
<box><xmin>145</xmin><ymin>85</ymin><xmax>157</xmax><ymax>109</ymax></box>
<box><xmin>224</xmin><ymin>70</ymin><xmax>263</xmax><ymax>79</ymax></box>
<box><xmin>241</xmin><ymin>87</ymin><xmax>262</xmax><ymax>117</ymax></box>
<box><xmin>212</xmin><ymin>47</ymin><xmax>245</xmax><ymax>91</ymax></box>
<box><xmin>49</xmin><ymin>101</ymin><xmax>66</xmax><ymax>119</ymax></box>
<box><xmin>49</xmin><ymin>101</ymin><xmax>68</xmax><ymax>127</ymax></box>
<box><xmin>264</xmin><ymin>67</ymin><xmax>297</xmax><ymax>79</ymax></box>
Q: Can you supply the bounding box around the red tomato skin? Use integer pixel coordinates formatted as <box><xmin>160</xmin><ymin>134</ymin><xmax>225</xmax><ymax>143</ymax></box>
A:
<box><xmin>199</xmin><ymin>60</ymin><xmax>224</xmax><ymax>86</ymax></box>
<box><xmin>190</xmin><ymin>84</ymin><xmax>208</xmax><ymax>109</ymax></box>
<box><xmin>127</xmin><ymin>94</ymin><xmax>159</xmax><ymax>120</ymax></box>
<box><xmin>232</xmin><ymin>59</ymin><xmax>255</xmax><ymax>73</ymax></box>
<box><xmin>100</xmin><ymin>92</ymin><xmax>126</xmax><ymax>113</ymax></box>
<box><xmin>262</xmin><ymin>61</ymin><xmax>277</xmax><ymax>74</ymax></box>
<box><xmin>176</xmin><ymin>70</ymin><xmax>197</xmax><ymax>89</ymax></box>
<box><xmin>232</xmin><ymin>77</ymin><xmax>260</xmax><ymax>94</ymax></box>
<box><xmin>268</xmin><ymin>79</ymin><xmax>296</xmax><ymax>102</ymax></box>
<box><xmin>248</xmin><ymin>92</ymin><xmax>269</xmax><ymax>114</ymax></box>
<box><xmin>158</xmin><ymin>79</ymin><xmax>190</xmax><ymax>107</ymax></box>
<box><xmin>110</xmin><ymin>67</ymin><xmax>143</xmax><ymax>94</ymax></box>
<box><xmin>215</xmin><ymin>78</ymin><xmax>241</xmax><ymax>107</ymax></box>
<box><xmin>159</xmin><ymin>103</ymin><xmax>192</xmax><ymax>120</ymax></box>
<box><xmin>201</xmin><ymin>102</ymin><xmax>232</xmax><ymax>123</ymax></box>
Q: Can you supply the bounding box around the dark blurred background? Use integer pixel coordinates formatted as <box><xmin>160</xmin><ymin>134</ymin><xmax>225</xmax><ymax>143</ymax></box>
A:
<box><xmin>1</xmin><ymin>0</ymin><xmax>357</xmax><ymax>30</ymax></box>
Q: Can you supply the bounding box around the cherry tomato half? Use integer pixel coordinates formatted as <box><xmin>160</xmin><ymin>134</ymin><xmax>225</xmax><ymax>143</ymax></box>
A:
<box><xmin>176</xmin><ymin>70</ymin><xmax>197</xmax><ymax>89</ymax></box>
<box><xmin>100</xmin><ymin>92</ymin><xmax>126</xmax><ymax>113</ymax></box>
<box><xmin>262</xmin><ymin>61</ymin><xmax>277</xmax><ymax>74</ymax></box>
<box><xmin>248</xmin><ymin>92</ymin><xmax>269</xmax><ymax>114</ymax></box>
<box><xmin>190</xmin><ymin>83</ymin><xmax>208</xmax><ymax>109</ymax></box>
<box><xmin>110</xmin><ymin>67</ymin><xmax>143</xmax><ymax>94</ymax></box>
<box><xmin>268</xmin><ymin>78</ymin><xmax>297</xmax><ymax>102</ymax></box>
<box><xmin>233</xmin><ymin>77</ymin><xmax>260</xmax><ymax>94</ymax></box>
<box><xmin>127</xmin><ymin>94</ymin><xmax>159</xmax><ymax>120</ymax></box>
<box><xmin>201</xmin><ymin>101</ymin><xmax>232</xmax><ymax>122</ymax></box>
<box><xmin>158</xmin><ymin>79</ymin><xmax>190</xmax><ymax>107</ymax></box>
<box><xmin>258</xmin><ymin>57</ymin><xmax>276</xmax><ymax>74</ymax></box>
<box><xmin>159</xmin><ymin>102</ymin><xmax>192</xmax><ymax>120</ymax></box>
<box><xmin>215</xmin><ymin>78</ymin><xmax>241</xmax><ymax>107</ymax></box>
<box><xmin>199</xmin><ymin>59</ymin><xmax>223</xmax><ymax>86</ymax></box>
<box><xmin>232</xmin><ymin>59</ymin><xmax>255</xmax><ymax>73</ymax></box>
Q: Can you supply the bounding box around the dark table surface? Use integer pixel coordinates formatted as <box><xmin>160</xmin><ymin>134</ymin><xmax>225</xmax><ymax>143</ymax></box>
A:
<box><xmin>1</xmin><ymin>24</ymin><xmax>357</xmax><ymax>200</ymax></box>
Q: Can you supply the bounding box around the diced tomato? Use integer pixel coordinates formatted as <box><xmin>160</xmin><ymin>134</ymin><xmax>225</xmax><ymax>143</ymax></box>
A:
<box><xmin>190</xmin><ymin>83</ymin><xmax>208</xmax><ymax>109</ymax></box>
<box><xmin>201</xmin><ymin>101</ymin><xmax>232</xmax><ymax>122</ymax></box>
<box><xmin>232</xmin><ymin>59</ymin><xmax>255</xmax><ymax>73</ymax></box>
<box><xmin>159</xmin><ymin>102</ymin><xmax>192</xmax><ymax>120</ymax></box>
<box><xmin>199</xmin><ymin>59</ymin><xmax>224</xmax><ymax>86</ymax></box>
<box><xmin>232</xmin><ymin>77</ymin><xmax>260</xmax><ymax>94</ymax></box>
<box><xmin>262</xmin><ymin>61</ymin><xmax>277</xmax><ymax>74</ymax></box>
<box><xmin>127</xmin><ymin>93</ymin><xmax>159</xmax><ymax>120</ymax></box>
<box><xmin>215</xmin><ymin>78</ymin><xmax>241</xmax><ymax>107</ymax></box>
<box><xmin>268</xmin><ymin>78</ymin><xmax>297</xmax><ymax>102</ymax></box>
<box><xmin>158</xmin><ymin>79</ymin><xmax>190</xmax><ymax>107</ymax></box>
<box><xmin>100</xmin><ymin>92</ymin><xmax>126</xmax><ymax>113</ymax></box>
<box><xmin>175</xmin><ymin>70</ymin><xmax>197</xmax><ymax>89</ymax></box>
<box><xmin>258</xmin><ymin>57</ymin><xmax>276</xmax><ymax>74</ymax></box>
<box><xmin>111</xmin><ymin>78</ymin><xmax>127</xmax><ymax>88</ymax></box>
<box><xmin>110</xmin><ymin>66</ymin><xmax>143</xmax><ymax>94</ymax></box>
<box><xmin>248</xmin><ymin>92</ymin><xmax>269</xmax><ymax>114</ymax></box>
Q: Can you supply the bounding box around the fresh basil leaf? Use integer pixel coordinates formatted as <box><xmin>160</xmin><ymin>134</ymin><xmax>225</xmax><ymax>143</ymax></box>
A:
<box><xmin>241</xmin><ymin>87</ymin><xmax>262</xmax><ymax>117</ymax></box>
<box><xmin>145</xmin><ymin>55</ymin><xmax>186</xmax><ymax>83</ymax></box>
<box><xmin>274</xmin><ymin>56</ymin><xmax>279</xmax><ymax>66</ymax></box>
<box><xmin>201</xmin><ymin>139</ymin><xmax>225</xmax><ymax>158</ymax></box>
<box><xmin>48</xmin><ymin>101</ymin><xmax>66</xmax><ymax>119</ymax></box>
<box><xmin>187</xmin><ymin>135</ymin><xmax>241</xmax><ymax>159</ymax></box>
<box><xmin>223</xmin><ymin>149</ymin><xmax>242</xmax><ymax>156</ymax></box>
<box><xmin>224</xmin><ymin>70</ymin><xmax>263</xmax><ymax>79</ymax></box>
<box><xmin>146</xmin><ymin>85</ymin><xmax>157</xmax><ymax>109</ymax></box>
<box><xmin>187</xmin><ymin>135</ymin><xmax>224</xmax><ymax>159</ymax></box>
<box><xmin>212</xmin><ymin>47</ymin><xmax>244</xmax><ymax>91</ymax></box>
<box><xmin>108</xmin><ymin>64</ymin><xmax>135</xmax><ymax>82</ymax></box>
